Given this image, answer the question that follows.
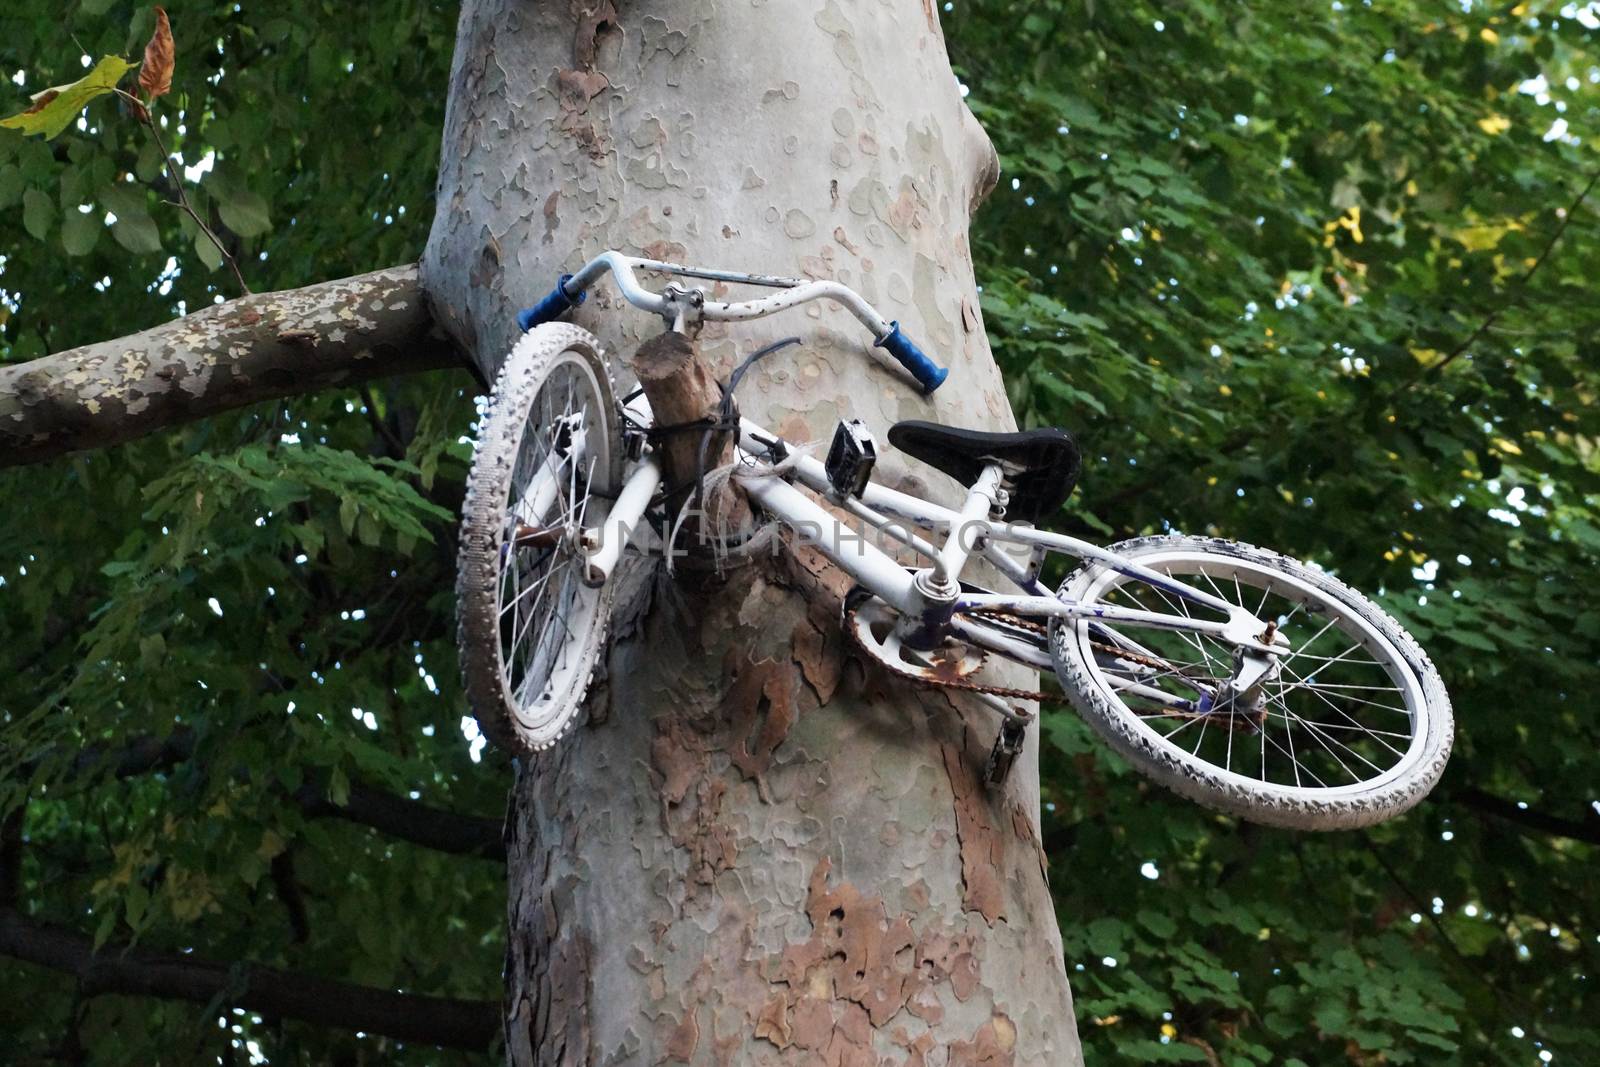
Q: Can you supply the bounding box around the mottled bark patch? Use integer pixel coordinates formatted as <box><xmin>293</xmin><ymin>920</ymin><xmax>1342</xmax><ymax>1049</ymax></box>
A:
<box><xmin>949</xmin><ymin>1014</ymin><xmax>1019</xmax><ymax>1067</ymax></box>
<box><xmin>661</xmin><ymin>1006</ymin><xmax>700</xmax><ymax>1063</ymax></box>
<box><xmin>650</xmin><ymin>717</ymin><xmax>739</xmax><ymax>891</ymax></box>
<box><xmin>757</xmin><ymin>858</ymin><xmax>989</xmax><ymax>1062</ymax></box>
<box><xmin>722</xmin><ymin>654</ymin><xmax>800</xmax><ymax>783</ymax></box>
<box><xmin>505</xmin><ymin>872</ymin><xmax>594</xmax><ymax>1066</ymax></box>
<box><xmin>940</xmin><ymin>736</ymin><xmax>1009</xmax><ymax>925</ymax></box>
<box><xmin>792</xmin><ymin>609</ymin><xmax>844</xmax><ymax>705</ymax></box>
<box><xmin>1011</xmin><ymin>800</ymin><xmax>1051</xmax><ymax>890</ymax></box>
<box><xmin>571</xmin><ymin>0</ymin><xmax>620</xmax><ymax>67</ymax></box>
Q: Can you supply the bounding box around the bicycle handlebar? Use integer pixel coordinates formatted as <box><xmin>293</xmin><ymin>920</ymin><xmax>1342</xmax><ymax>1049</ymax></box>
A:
<box><xmin>874</xmin><ymin>322</ymin><xmax>949</xmax><ymax>393</ymax></box>
<box><xmin>516</xmin><ymin>274</ymin><xmax>586</xmax><ymax>333</ymax></box>
<box><xmin>516</xmin><ymin>251</ymin><xmax>950</xmax><ymax>394</ymax></box>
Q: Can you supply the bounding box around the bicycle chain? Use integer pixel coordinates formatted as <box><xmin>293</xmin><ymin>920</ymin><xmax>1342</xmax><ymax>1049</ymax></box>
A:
<box><xmin>843</xmin><ymin>600</ymin><xmax>1223</xmax><ymax>707</ymax></box>
<box><xmin>973</xmin><ymin>609</ymin><xmax>1222</xmax><ymax>683</ymax></box>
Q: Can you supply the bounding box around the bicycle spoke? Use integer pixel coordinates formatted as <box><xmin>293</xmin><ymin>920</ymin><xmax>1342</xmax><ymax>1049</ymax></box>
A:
<box><xmin>1282</xmin><ymin>679</ymin><xmax>1404</xmax><ymax>694</ymax></box>
<box><xmin>1261</xmin><ymin>720</ymin><xmax>1326</xmax><ymax>788</ymax></box>
<box><xmin>1279</xmin><ymin>661</ymin><xmax>1411</xmax><ymax>718</ymax></box>
<box><xmin>1281</xmin><ymin>717</ymin><xmax>1413</xmax><ymax>741</ymax></box>
<box><xmin>1128</xmin><ymin>585</ymin><xmax>1218</xmax><ymax>668</ymax></box>
<box><xmin>1279</xmin><ymin>701</ymin><xmax>1389</xmax><ymax>781</ymax></box>
<box><xmin>1271</xmin><ymin>690</ymin><xmax>1359</xmax><ymax>782</ymax></box>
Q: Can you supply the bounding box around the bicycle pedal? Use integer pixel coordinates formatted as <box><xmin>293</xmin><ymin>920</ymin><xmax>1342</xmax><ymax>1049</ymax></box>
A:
<box><xmin>825</xmin><ymin>419</ymin><xmax>876</xmax><ymax>499</ymax></box>
<box><xmin>984</xmin><ymin>719</ymin><xmax>1029</xmax><ymax>786</ymax></box>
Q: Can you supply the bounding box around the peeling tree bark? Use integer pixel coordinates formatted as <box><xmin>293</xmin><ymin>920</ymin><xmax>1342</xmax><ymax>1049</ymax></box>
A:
<box><xmin>0</xmin><ymin>265</ymin><xmax>462</xmax><ymax>468</ymax></box>
<box><xmin>422</xmin><ymin>3</ymin><xmax>1081</xmax><ymax>1065</ymax></box>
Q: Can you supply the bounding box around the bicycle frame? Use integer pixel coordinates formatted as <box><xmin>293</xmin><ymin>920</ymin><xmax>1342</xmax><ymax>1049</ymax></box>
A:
<box><xmin>728</xmin><ymin>423</ymin><xmax>1281</xmax><ymax>652</ymax></box>
<box><xmin>564</xmin><ymin>414</ymin><xmax>1282</xmax><ymax>664</ymax></box>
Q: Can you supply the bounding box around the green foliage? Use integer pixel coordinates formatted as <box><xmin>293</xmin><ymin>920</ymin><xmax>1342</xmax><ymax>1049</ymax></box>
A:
<box><xmin>0</xmin><ymin>4</ymin><xmax>486</xmax><ymax>1064</ymax></box>
<box><xmin>951</xmin><ymin>1</ymin><xmax>1599</xmax><ymax>1063</ymax></box>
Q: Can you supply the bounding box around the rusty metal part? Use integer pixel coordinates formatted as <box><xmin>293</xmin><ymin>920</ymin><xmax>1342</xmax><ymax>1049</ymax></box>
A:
<box><xmin>845</xmin><ymin>595</ymin><xmax>991</xmax><ymax>686</ymax></box>
<box><xmin>513</xmin><ymin>523</ymin><xmax>563</xmax><ymax>549</ymax></box>
<box><xmin>843</xmin><ymin>592</ymin><xmax>1048</xmax><ymax>705</ymax></box>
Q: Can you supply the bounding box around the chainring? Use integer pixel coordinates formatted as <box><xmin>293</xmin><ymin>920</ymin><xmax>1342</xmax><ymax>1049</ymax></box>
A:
<box><xmin>843</xmin><ymin>590</ymin><xmax>986</xmax><ymax>684</ymax></box>
<box><xmin>841</xmin><ymin>587</ymin><xmax>1047</xmax><ymax>703</ymax></box>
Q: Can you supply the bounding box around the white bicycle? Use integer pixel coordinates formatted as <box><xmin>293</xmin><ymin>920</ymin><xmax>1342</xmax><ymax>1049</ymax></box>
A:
<box><xmin>455</xmin><ymin>253</ymin><xmax>1453</xmax><ymax>830</ymax></box>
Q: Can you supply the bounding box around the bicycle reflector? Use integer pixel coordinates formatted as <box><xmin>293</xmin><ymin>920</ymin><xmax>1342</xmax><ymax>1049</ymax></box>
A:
<box><xmin>826</xmin><ymin>419</ymin><xmax>877</xmax><ymax>500</ymax></box>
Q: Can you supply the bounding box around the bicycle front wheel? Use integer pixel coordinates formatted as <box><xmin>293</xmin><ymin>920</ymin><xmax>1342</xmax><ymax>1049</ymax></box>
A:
<box><xmin>457</xmin><ymin>324</ymin><xmax>621</xmax><ymax>754</ymax></box>
<box><xmin>1049</xmin><ymin>535</ymin><xmax>1452</xmax><ymax>830</ymax></box>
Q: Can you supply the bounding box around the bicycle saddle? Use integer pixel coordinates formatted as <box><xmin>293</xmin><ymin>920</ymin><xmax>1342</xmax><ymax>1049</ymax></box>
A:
<box><xmin>888</xmin><ymin>420</ymin><xmax>1081</xmax><ymax>523</ymax></box>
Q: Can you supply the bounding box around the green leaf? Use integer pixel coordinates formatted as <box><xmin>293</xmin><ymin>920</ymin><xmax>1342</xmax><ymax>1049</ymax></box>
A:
<box><xmin>217</xmin><ymin>187</ymin><xmax>272</xmax><ymax>237</ymax></box>
<box><xmin>98</xmin><ymin>182</ymin><xmax>147</xmax><ymax>218</ymax></box>
<box><xmin>193</xmin><ymin>228</ymin><xmax>224</xmax><ymax>271</ymax></box>
<box><xmin>327</xmin><ymin>765</ymin><xmax>350</xmax><ymax>807</ymax></box>
<box><xmin>124</xmin><ymin>882</ymin><xmax>149</xmax><ymax>930</ymax></box>
<box><xmin>0</xmin><ymin>165</ymin><xmax>22</xmax><ymax>209</ymax></box>
<box><xmin>61</xmin><ymin>207</ymin><xmax>101</xmax><ymax>256</ymax></box>
<box><xmin>356</xmin><ymin>512</ymin><xmax>383</xmax><ymax>548</ymax></box>
<box><xmin>0</xmin><ymin>56</ymin><xmax>136</xmax><ymax>140</ymax></box>
<box><xmin>91</xmin><ymin>908</ymin><xmax>119</xmax><ymax>952</ymax></box>
<box><xmin>135</xmin><ymin>139</ymin><xmax>164</xmax><ymax>183</ymax></box>
<box><xmin>93</xmin><ymin>181</ymin><xmax>162</xmax><ymax>254</ymax></box>
<box><xmin>1450</xmin><ymin>629</ymin><xmax>1497</xmax><ymax>653</ymax></box>
<box><xmin>21</xmin><ymin>186</ymin><xmax>54</xmax><ymax>240</ymax></box>
<box><xmin>112</xmin><ymin>209</ymin><xmax>162</xmax><ymax>254</ymax></box>
<box><xmin>1138</xmin><ymin>909</ymin><xmax>1178</xmax><ymax>938</ymax></box>
<box><xmin>138</xmin><ymin>634</ymin><xmax>166</xmax><ymax>668</ymax></box>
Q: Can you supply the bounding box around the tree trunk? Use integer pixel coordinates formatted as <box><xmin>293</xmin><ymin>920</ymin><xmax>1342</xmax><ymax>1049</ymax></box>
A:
<box><xmin>422</xmin><ymin>3</ymin><xmax>1081</xmax><ymax>1064</ymax></box>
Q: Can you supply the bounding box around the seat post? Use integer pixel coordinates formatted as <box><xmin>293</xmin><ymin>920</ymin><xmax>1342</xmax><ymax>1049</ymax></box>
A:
<box><xmin>897</xmin><ymin>463</ymin><xmax>1005</xmax><ymax>651</ymax></box>
<box><xmin>933</xmin><ymin>463</ymin><xmax>1005</xmax><ymax>585</ymax></box>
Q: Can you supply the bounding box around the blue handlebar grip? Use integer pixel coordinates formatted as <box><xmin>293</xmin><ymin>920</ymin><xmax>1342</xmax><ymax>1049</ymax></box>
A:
<box><xmin>516</xmin><ymin>274</ymin><xmax>587</xmax><ymax>332</ymax></box>
<box><xmin>875</xmin><ymin>322</ymin><xmax>949</xmax><ymax>394</ymax></box>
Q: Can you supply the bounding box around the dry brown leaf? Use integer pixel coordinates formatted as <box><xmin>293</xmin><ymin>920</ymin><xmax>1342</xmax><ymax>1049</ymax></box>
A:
<box><xmin>21</xmin><ymin>90</ymin><xmax>61</xmax><ymax>115</ymax></box>
<box><xmin>139</xmin><ymin>7</ymin><xmax>174</xmax><ymax>101</ymax></box>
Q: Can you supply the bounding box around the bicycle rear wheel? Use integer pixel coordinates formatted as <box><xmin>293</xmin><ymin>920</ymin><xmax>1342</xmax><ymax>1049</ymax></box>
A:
<box><xmin>1050</xmin><ymin>535</ymin><xmax>1452</xmax><ymax>829</ymax></box>
<box><xmin>457</xmin><ymin>324</ymin><xmax>621</xmax><ymax>753</ymax></box>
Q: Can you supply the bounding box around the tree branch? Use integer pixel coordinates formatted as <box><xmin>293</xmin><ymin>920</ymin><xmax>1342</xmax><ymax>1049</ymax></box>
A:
<box><xmin>0</xmin><ymin>265</ymin><xmax>465</xmax><ymax>468</ymax></box>
<box><xmin>293</xmin><ymin>778</ymin><xmax>506</xmax><ymax>860</ymax></box>
<box><xmin>0</xmin><ymin>908</ymin><xmax>497</xmax><ymax>1052</ymax></box>
<box><xmin>0</xmin><ymin>804</ymin><xmax>23</xmax><ymax>909</ymax></box>
<box><xmin>1454</xmin><ymin>787</ymin><xmax>1600</xmax><ymax>847</ymax></box>
<box><xmin>68</xmin><ymin>729</ymin><xmax>199</xmax><ymax>779</ymax></box>
<box><xmin>1415</xmin><ymin>167</ymin><xmax>1600</xmax><ymax>384</ymax></box>
<box><xmin>31</xmin><ymin>729</ymin><xmax>505</xmax><ymax>861</ymax></box>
